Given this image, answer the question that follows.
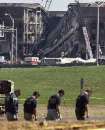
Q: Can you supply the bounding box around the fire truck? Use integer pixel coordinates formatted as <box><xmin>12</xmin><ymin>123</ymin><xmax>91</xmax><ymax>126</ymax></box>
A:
<box><xmin>24</xmin><ymin>57</ymin><xmax>40</xmax><ymax>65</ymax></box>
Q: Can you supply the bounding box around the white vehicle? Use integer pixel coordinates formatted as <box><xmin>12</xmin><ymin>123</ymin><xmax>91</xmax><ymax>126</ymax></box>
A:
<box><xmin>41</xmin><ymin>57</ymin><xmax>82</xmax><ymax>65</ymax></box>
<box><xmin>24</xmin><ymin>57</ymin><xmax>40</xmax><ymax>65</ymax></box>
<box><xmin>41</xmin><ymin>57</ymin><xmax>61</xmax><ymax>65</ymax></box>
<box><xmin>41</xmin><ymin>57</ymin><xmax>96</xmax><ymax>65</ymax></box>
<box><xmin>59</xmin><ymin>57</ymin><xmax>96</xmax><ymax>64</ymax></box>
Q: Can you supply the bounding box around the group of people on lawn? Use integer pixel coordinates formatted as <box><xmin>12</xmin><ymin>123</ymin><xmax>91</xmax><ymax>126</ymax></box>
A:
<box><xmin>5</xmin><ymin>87</ymin><xmax>92</xmax><ymax>121</ymax></box>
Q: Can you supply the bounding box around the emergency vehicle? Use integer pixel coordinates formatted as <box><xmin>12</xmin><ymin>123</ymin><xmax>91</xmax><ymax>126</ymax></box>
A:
<box><xmin>24</xmin><ymin>57</ymin><xmax>40</xmax><ymax>65</ymax></box>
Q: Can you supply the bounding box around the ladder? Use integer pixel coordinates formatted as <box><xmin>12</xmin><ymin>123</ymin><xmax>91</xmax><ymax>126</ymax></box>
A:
<box><xmin>82</xmin><ymin>26</ymin><xmax>93</xmax><ymax>59</ymax></box>
<box><xmin>76</xmin><ymin>1</ymin><xmax>93</xmax><ymax>59</ymax></box>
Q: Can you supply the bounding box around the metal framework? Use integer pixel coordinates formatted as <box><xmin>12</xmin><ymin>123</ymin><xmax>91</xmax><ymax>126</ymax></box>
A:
<box><xmin>0</xmin><ymin>26</ymin><xmax>17</xmax><ymax>64</ymax></box>
<box><xmin>23</xmin><ymin>8</ymin><xmax>43</xmax><ymax>56</ymax></box>
<box><xmin>76</xmin><ymin>1</ymin><xmax>93</xmax><ymax>59</ymax></box>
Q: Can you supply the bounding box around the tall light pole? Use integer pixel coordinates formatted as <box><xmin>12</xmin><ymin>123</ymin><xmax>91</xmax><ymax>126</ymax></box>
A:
<box><xmin>95</xmin><ymin>1</ymin><xmax>105</xmax><ymax>66</ymax></box>
<box><xmin>16</xmin><ymin>28</ymin><xmax>18</xmax><ymax>63</ymax></box>
<box><xmin>5</xmin><ymin>13</ymin><xmax>14</xmax><ymax>64</ymax></box>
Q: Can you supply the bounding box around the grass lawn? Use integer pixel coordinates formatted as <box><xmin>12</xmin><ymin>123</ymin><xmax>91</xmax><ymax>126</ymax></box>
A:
<box><xmin>0</xmin><ymin>66</ymin><xmax>105</xmax><ymax>105</ymax></box>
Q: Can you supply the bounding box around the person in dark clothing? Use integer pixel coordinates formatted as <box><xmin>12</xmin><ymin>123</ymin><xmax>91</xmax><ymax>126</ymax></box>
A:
<box><xmin>75</xmin><ymin>89</ymin><xmax>92</xmax><ymax>120</ymax></box>
<box><xmin>5</xmin><ymin>91</ymin><xmax>19</xmax><ymax>121</ymax></box>
<box><xmin>46</xmin><ymin>89</ymin><xmax>64</xmax><ymax>120</ymax></box>
<box><xmin>24</xmin><ymin>91</ymin><xmax>40</xmax><ymax>121</ymax></box>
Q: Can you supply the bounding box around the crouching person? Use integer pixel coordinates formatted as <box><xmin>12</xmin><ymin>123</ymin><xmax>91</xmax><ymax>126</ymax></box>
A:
<box><xmin>24</xmin><ymin>91</ymin><xmax>40</xmax><ymax>121</ymax></box>
<box><xmin>46</xmin><ymin>89</ymin><xmax>64</xmax><ymax>121</ymax></box>
<box><xmin>5</xmin><ymin>89</ymin><xmax>20</xmax><ymax>121</ymax></box>
<box><xmin>75</xmin><ymin>89</ymin><xmax>92</xmax><ymax>120</ymax></box>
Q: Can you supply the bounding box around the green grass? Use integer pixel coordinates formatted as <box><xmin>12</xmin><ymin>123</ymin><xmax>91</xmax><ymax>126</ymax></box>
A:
<box><xmin>0</xmin><ymin>66</ymin><xmax>105</xmax><ymax>105</ymax></box>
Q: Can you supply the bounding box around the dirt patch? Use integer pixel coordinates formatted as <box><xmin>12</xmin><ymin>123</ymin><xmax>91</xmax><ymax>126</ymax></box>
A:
<box><xmin>1</xmin><ymin>104</ymin><xmax>105</xmax><ymax>121</ymax></box>
<box><xmin>36</xmin><ymin>105</ymin><xmax>105</xmax><ymax>121</ymax></box>
<box><xmin>0</xmin><ymin>105</ymin><xmax>105</xmax><ymax>130</ymax></box>
<box><xmin>0</xmin><ymin>121</ymin><xmax>105</xmax><ymax>130</ymax></box>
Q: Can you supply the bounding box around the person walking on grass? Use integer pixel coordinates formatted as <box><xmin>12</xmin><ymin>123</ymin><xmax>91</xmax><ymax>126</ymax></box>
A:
<box><xmin>46</xmin><ymin>89</ymin><xmax>64</xmax><ymax>121</ymax></box>
<box><xmin>75</xmin><ymin>89</ymin><xmax>92</xmax><ymax>120</ymax></box>
<box><xmin>24</xmin><ymin>91</ymin><xmax>40</xmax><ymax>121</ymax></box>
<box><xmin>5</xmin><ymin>89</ymin><xmax>20</xmax><ymax>121</ymax></box>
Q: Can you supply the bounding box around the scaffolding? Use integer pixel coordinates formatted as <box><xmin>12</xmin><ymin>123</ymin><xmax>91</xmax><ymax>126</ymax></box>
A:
<box><xmin>0</xmin><ymin>25</ymin><xmax>17</xmax><ymax>64</ymax></box>
<box><xmin>23</xmin><ymin>8</ymin><xmax>43</xmax><ymax>56</ymax></box>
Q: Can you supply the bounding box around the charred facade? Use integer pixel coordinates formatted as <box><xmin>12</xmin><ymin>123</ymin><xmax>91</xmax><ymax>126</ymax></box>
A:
<box><xmin>0</xmin><ymin>3</ymin><xmax>47</xmax><ymax>62</ymax></box>
<box><xmin>1</xmin><ymin>3</ymin><xmax>105</xmax><ymax>61</ymax></box>
<box><xmin>42</xmin><ymin>3</ymin><xmax>105</xmax><ymax>59</ymax></box>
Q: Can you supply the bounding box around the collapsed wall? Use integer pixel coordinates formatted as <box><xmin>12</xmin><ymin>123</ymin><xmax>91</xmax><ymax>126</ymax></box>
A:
<box><xmin>41</xmin><ymin>3</ymin><xmax>105</xmax><ymax>59</ymax></box>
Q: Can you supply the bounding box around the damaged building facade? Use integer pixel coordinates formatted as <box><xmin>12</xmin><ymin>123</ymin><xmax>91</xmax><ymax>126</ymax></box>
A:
<box><xmin>0</xmin><ymin>3</ymin><xmax>47</xmax><ymax>62</ymax></box>
<box><xmin>42</xmin><ymin>3</ymin><xmax>105</xmax><ymax>59</ymax></box>
<box><xmin>0</xmin><ymin>3</ymin><xmax>105</xmax><ymax>62</ymax></box>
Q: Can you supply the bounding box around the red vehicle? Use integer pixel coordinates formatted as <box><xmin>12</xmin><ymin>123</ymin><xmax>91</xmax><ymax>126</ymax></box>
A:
<box><xmin>24</xmin><ymin>57</ymin><xmax>40</xmax><ymax>65</ymax></box>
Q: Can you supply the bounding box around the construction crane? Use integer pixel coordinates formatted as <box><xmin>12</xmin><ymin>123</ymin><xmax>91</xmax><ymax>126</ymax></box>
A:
<box><xmin>41</xmin><ymin>0</ymin><xmax>53</xmax><ymax>10</ymax></box>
